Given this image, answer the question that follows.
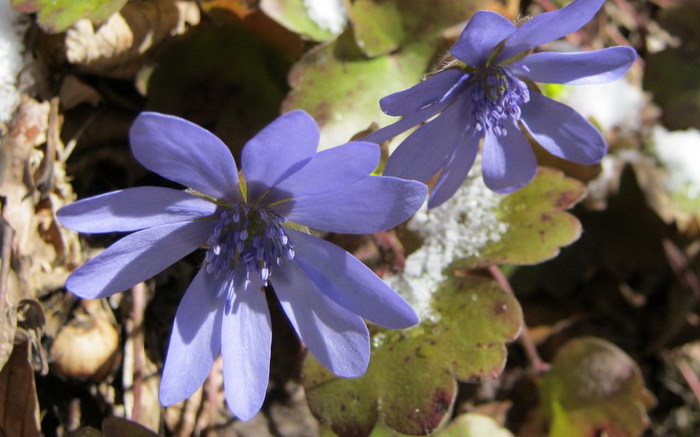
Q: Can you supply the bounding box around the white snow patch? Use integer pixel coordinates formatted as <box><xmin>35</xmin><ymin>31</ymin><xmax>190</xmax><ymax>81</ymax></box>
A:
<box><xmin>386</xmin><ymin>162</ymin><xmax>508</xmax><ymax>320</ymax></box>
<box><xmin>559</xmin><ymin>79</ymin><xmax>645</xmax><ymax>132</ymax></box>
<box><xmin>303</xmin><ymin>0</ymin><xmax>347</xmax><ymax>34</ymax></box>
<box><xmin>652</xmin><ymin>126</ymin><xmax>700</xmax><ymax>197</ymax></box>
<box><xmin>0</xmin><ymin>2</ymin><xmax>28</xmax><ymax>124</ymax></box>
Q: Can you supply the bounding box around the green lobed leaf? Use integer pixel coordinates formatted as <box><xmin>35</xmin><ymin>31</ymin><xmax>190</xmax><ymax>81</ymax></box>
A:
<box><xmin>260</xmin><ymin>0</ymin><xmax>340</xmax><ymax>42</ymax></box>
<box><xmin>349</xmin><ymin>0</ymin><xmax>485</xmax><ymax>57</ymax></box>
<box><xmin>303</xmin><ymin>276</ymin><xmax>523</xmax><ymax>436</ymax></box>
<box><xmin>11</xmin><ymin>0</ymin><xmax>127</xmax><ymax>33</ymax></box>
<box><xmin>435</xmin><ymin>413</ymin><xmax>513</xmax><ymax>437</ymax></box>
<box><xmin>454</xmin><ymin>168</ymin><xmax>586</xmax><ymax>269</ymax></box>
<box><xmin>283</xmin><ymin>32</ymin><xmax>434</xmax><ymax>150</ymax></box>
<box><xmin>283</xmin><ymin>0</ymin><xmax>485</xmax><ymax>150</ymax></box>
<box><xmin>538</xmin><ymin>337</ymin><xmax>654</xmax><ymax>437</ymax></box>
<box><xmin>348</xmin><ymin>0</ymin><xmax>405</xmax><ymax>57</ymax></box>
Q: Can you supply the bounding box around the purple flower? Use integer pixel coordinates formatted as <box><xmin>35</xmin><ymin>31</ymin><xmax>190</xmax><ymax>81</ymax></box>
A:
<box><xmin>57</xmin><ymin>111</ymin><xmax>426</xmax><ymax>420</ymax></box>
<box><xmin>364</xmin><ymin>0</ymin><xmax>637</xmax><ymax>208</ymax></box>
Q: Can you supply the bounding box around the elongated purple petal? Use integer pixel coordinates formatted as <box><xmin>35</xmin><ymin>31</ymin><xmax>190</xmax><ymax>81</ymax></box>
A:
<box><xmin>280</xmin><ymin>176</ymin><xmax>426</xmax><ymax>234</ymax></box>
<box><xmin>222</xmin><ymin>288</ymin><xmax>272</xmax><ymax>420</ymax></box>
<box><xmin>427</xmin><ymin>133</ymin><xmax>480</xmax><ymax>209</ymax></box>
<box><xmin>384</xmin><ymin>95</ymin><xmax>470</xmax><ymax>182</ymax></box>
<box><xmin>287</xmin><ymin>229</ymin><xmax>418</xmax><ymax>329</ymax></box>
<box><xmin>264</xmin><ymin>141</ymin><xmax>379</xmax><ymax>204</ymax></box>
<box><xmin>520</xmin><ymin>92</ymin><xmax>606</xmax><ymax>164</ymax></box>
<box><xmin>518</xmin><ymin>47</ymin><xmax>636</xmax><ymax>85</ymax></box>
<box><xmin>274</xmin><ymin>260</ymin><xmax>369</xmax><ymax>377</ymax></box>
<box><xmin>362</xmin><ymin>96</ymin><xmax>456</xmax><ymax>145</ymax></box>
<box><xmin>482</xmin><ymin>124</ymin><xmax>537</xmax><ymax>193</ymax></box>
<box><xmin>497</xmin><ymin>0</ymin><xmax>605</xmax><ymax>62</ymax></box>
<box><xmin>57</xmin><ymin>187</ymin><xmax>216</xmax><ymax>234</ymax></box>
<box><xmin>380</xmin><ymin>70</ymin><xmax>466</xmax><ymax>116</ymax></box>
<box><xmin>160</xmin><ymin>269</ymin><xmax>224</xmax><ymax>406</ymax></box>
<box><xmin>242</xmin><ymin>110</ymin><xmax>319</xmax><ymax>201</ymax></box>
<box><xmin>66</xmin><ymin>220</ymin><xmax>215</xmax><ymax>299</ymax></box>
<box><xmin>129</xmin><ymin>112</ymin><xmax>240</xmax><ymax>203</ymax></box>
<box><xmin>451</xmin><ymin>11</ymin><xmax>516</xmax><ymax>66</ymax></box>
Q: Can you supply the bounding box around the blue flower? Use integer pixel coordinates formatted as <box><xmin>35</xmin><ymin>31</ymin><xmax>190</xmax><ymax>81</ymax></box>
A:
<box><xmin>364</xmin><ymin>0</ymin><xmax>637</xmax><ymax>208</ymax></box>
<box><xmin>57</xmin><ymin>111</ymin><xmax>426</xmax><ymax>420</ymax></box>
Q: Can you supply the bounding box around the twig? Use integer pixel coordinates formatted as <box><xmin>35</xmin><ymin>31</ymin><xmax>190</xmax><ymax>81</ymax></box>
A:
<box><xmin>676</xmin><ymin>358</ymin><xmax>700</xmax><ymax>407</ymax></box>
<box><xmin>130</xmin><ymin>282</ymin><xmax>147</xmax><ymax>423</ymax></box>
<box><xmin>662</xmin><ymin>238</ymin><xmax>700</xmax><ymax>301</ymax></box>
<box><xmin>0</xmin><ymin>218</ymin><xmax>13</xmax><ymax>308</ymax></box>
<box><xmin>488</xmin><ymin>265</ymin><xmax>550</xmax><ymax>373</ymax></box>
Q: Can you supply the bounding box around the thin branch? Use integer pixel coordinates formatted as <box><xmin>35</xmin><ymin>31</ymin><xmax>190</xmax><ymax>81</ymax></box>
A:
<box><xmin>130</xmin><ymin>282</ymin><xmax>147</xmax><ymax>423</ymax></box>
<box><xmin>677</xmin><ymin>358</ymin><xmax>700</xmax><ymax>407</ymax></box>
<box><xmin>489</xmin><ymin>265</ymin><xmax>550</xmax><ymax>373</ymax></box>
<box><xmin>662</xmin><ymin>238</ymin><xmax>700</xmax><ymax>301</ymax></box>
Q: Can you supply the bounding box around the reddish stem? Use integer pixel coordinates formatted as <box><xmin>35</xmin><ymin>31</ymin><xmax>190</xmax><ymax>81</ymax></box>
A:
<box><xmin>130</xmin><ymin>282</ymin><xmax>146</xmax><ymax>422</ymax></box>
<box><xmin>488</xmin><ymin>265</ymin><xmax>550</xmax><ymax>373</ymax></box>
<box><xmin>677</xmin><ymin>359</ymin><xmax>700</xmax><ymax>407</ymax></box>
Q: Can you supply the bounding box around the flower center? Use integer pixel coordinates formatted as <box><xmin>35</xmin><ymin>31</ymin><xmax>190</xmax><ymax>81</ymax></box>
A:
<box><xmin>205</xmin><ymin>204</ymin><xmax>295</xmax><ymax>290</ymax></box>
<box><xmin>470</xmin><ymin>67</ymin><xmax>529</xmax><ymax>136</ymax></box>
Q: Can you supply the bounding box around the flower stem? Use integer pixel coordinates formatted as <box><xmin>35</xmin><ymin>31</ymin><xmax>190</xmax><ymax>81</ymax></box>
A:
<box><xmin>488</xmin><ymin>265</ymin><xmax>550</xmax><ymax>373</ymax></box>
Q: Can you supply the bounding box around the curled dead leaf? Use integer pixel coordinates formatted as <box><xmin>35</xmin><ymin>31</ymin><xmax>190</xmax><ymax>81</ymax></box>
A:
<box><xmin>50</xmin><ymin>300</ymin><xmax>120</xmax><ymax>381</ymax></box>
<box><xmin>65</xmin><ymin>14</ymin><xmax>134</xmax><ymax>65</ymax></box>
<box><xmin>63</xmin><ymin>0</ymin><xmax>200</xmax><ymax>77</ymax></box>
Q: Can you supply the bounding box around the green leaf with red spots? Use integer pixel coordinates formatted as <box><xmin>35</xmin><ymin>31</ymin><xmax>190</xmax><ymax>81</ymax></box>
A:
<box><xmin>455</xmin><ymin>168</ymin><xmax>586</xmax><ymax>269</ymax></box>
<box><xmin>11</xmin><ymin>0</ymin><xmax>127</xmax><ymax>33</ymax></box>
<box><xmin>538</xmin><ymin>337</ymin><xmax>655</xmax><ymax>437</ymax></box>
<box><xmin>303</xmin><ymin>276</ymin><xmax>523</xmax><ymax>436</ymax></box>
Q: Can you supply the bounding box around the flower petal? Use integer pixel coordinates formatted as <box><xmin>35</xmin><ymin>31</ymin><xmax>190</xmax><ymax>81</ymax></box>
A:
<box><xmin>221</xmin><ymin>287</ymin><xmax>272</xmax><ymax>420</ymax></box>
<box><xmin>280</xmin><ymin>176</ymin><xmax>426</xmax><ymax>234</ymax></box>
<box><xmin>362</xmin><ymin>95</ymin><xmax>456</xmax><ymax>145</ymax></box>
<box><xmin>264</xmin><ymin>141</ymin><xmax>379</xmax><ymax>204</ymax></box>
<box><xmin>427</xmin><ymin>133</ymin><xmax>480</xmax><ymax>209</ymax></box>
<box><xmin>287</xmin><ymin>229</ymin><xmax>418</xmax><ymax>329</ymax></box>
<box><xmin>482</xmin><ymin>123</ymin><xmax>537</xmax><ymax>193</ymax></box>
<box><xmin>451</xmin><ymin>11</ymin><xmax>516</xmax><ymax>66</ymax></box>
<box><xmin>57</xmin><ymin>187</ymin><xmax>216</xmax><ymax>234</ymax></box>
<box><xmin>518</xmin><ymin>47</ymin><xmax>637</xmax><ymax>85</ymax></box>
<box><xmin>242</xmin><ymin>110</ymin><xmax>319</xmax><ymax>201</ymax></box>
<box><xmin>66</xmin><ymin>220</ymin><xmax>215</xmax><ymax>299</ymax></box>
<box><xmin>160</xmin><ymin>269</ymin><xmax>224</xmax><ymax>406</ymax></box>
<box><xmin>379</xmin><ymin>69</ymin><xmax>467</xmax><ymax>116</ymax></box>
<box><xmin>273</xmin><ymin>260</ymin><xmax>370</xmax><ymax>377</ymax></box>
<box><xmin>497</xmin><ymin>0</ymin><xmax>605</xmax><ymax>62</ymax></box>
<box><xmin>384</xmin><ymin>95</ymin><xmax>470</xmax><ymax>182</ymax></box>
<box><xmin>129</xmin><ymin>112</ymin><xmax>240</xmax><ymax>203</ymax></box>
<box><xmin>520</xmin><ymin>92</ymin><xmax>606</xmax><ymax>164</ymax></box>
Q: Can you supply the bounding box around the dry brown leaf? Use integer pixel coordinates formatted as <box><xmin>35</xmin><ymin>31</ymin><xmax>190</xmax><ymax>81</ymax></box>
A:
<box><xmin>63</xmin><ymin>0</ymin><xmax>200</xmax><ymax>77</ymax></box>
<box><xmin>0</xmin><ymin>342</ymin><xmax>40</xmax><ymax>437</ymax></box>
<box><xmin>65</xmin><ymin>13</ymin><xmax>134</xmax><ymax>64</ymax></box>
<box><xmin>201</xmin><ymin>0</ymin><xmax>258</xmax><ymax>18</ymax></box>
<box><xmin>0</xmin><ymin>219</ymin><xmax>17</xmax><ymax>373</ymax></box>
<box><xmin>58</xmin><ymin>75</ymin><xmax>102</xmax><ymax>110</ymax></box>
<box><xmin>0</xmin><ymin>97</ymin><xmax>81</xmax><ymax>301</ymax></box>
